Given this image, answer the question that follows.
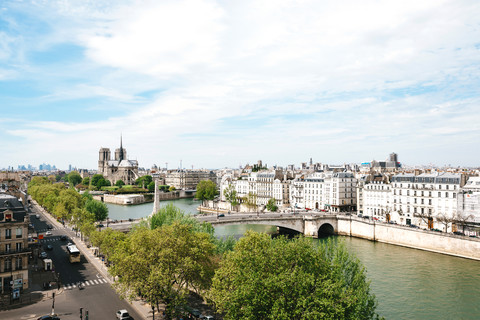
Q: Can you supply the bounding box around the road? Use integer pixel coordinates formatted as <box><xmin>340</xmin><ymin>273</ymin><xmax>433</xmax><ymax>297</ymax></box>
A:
<box><xmin>0</xmin><ymin>203</ymin><xmax>143</xmax><ymax>320</ymax></box>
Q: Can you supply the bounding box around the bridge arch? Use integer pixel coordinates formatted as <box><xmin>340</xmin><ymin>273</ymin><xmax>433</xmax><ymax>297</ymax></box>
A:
<box><xmin>318</xmin><ymin>223</ymin><xmax>335</xmax><ymax>237</ymax></box>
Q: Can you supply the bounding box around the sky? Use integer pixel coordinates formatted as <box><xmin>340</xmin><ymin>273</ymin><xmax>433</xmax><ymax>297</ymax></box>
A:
<box><xmin>0</xmin><ymin>0</ymin><xmax>479</xmax><ymax>170</ymax></box>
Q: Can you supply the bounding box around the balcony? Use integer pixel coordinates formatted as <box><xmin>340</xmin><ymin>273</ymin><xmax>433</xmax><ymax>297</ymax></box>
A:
<box><xmin>0</xmin><ymin>248</ymin><xmax>31</xmax><ymax>257</ymax></box>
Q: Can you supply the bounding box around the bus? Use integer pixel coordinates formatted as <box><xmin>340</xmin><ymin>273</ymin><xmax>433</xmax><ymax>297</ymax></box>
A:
<box><xmin>66</xmin><ymin>244</ymin><xmax>81</xmax><ymax>263</ymax></box>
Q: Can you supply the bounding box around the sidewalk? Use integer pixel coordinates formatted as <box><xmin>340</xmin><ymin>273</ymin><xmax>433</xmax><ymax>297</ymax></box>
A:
<box><xmin>0</xmin><ymin>250</ymin><xmax>61</xmax><ymax>311</ymax></box>
<box><xmin>34</xmin><ymin>201</ymin><xmax>155</xmax><ymax>320</ymax></box>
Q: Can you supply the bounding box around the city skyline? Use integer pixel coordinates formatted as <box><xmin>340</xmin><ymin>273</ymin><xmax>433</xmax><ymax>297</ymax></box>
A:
<box><xmin>1</xmin><ymin>1</ymin><xmax>479</xmax><ymax>170</ymax></box>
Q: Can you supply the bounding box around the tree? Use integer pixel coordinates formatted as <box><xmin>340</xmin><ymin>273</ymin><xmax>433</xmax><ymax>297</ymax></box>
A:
<box><xmin>169</xmin><ymin>186</ymin><xmax>176</xmax><ymax>192</ymax></box>
<box><xmin>266</xmin><ymin>198</ymin><xmax>278</xmax><ymax>212</ymax></box>
<box><xmin>90</xmin><ymin>174</ymin><xmax>104</xmax><ymax>189</ymax></box>
<box><xmin>208</xmin><ymin>231</ymin><xmax>381</xmax><ymax>320</ymax></box>
<box><xmin>85</xmin><ymin>199</ymin><xmax>109</xmax><ymax>222</ymax></box>
<box><xmin>110</xmin><ymin>223</ymin><xmax>217</xmax><ymax>319</ymax></box>
<box><xmin>136</xmin><ymin>175</ymin><xmax>153</xmax><ymax>188</ymax></box>
<box><xmin>147</xmin><ymin>181</ymin><xmax>155</xmax><ymax>192</ymax></box>
<box><xmin>243</xmin><ymin>192</ymin><xmax>258</xmax><ymax>212</ymax></box>
<box><xmin>148</xmin><ymin>203</ymin><xmax>214</xmax><ymax>235</ymax></box>
<box><xmin>436</xmin><ymin>212</ymin><xmax>453</xmax><ymax>232</ymax></box>
<box><xmin>223</xmin><ymin>184</ymin><xmax>238</xmax><ymax>211</ymax></box>
<box><xmin>82</xmin><ymin>177</ymin><xmax>90</xmax><ymax>185</ymax></box>
<box><xmin>195</xmin><ymin>180</ymin><xmax>218</xmax><ymax>204</ymax></box>
<box><xmin>115</xmin><ymin>180</ymin><xmax>125</xmax><ymax>187</ymax></box>
<box><xmin>68</xmin><ymin>171</ymin><xmax>82</xmax><ymax>186</ymax></box>
<box><xmin>453</xmin><ymin>211</ymin><xmax>475</xmax><ymax>233</ymax></box>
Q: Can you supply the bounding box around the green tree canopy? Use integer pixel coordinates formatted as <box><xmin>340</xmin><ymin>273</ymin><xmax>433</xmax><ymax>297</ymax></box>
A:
<box><xmin>85</xmin><ymin>199</ymin><xmax>109</xmax><ymax>222</ymax></box>
<box><xmin>208</xmin><ymin>231</ymin><xmax>381</xmax><ymax>320</ymax></box>
<box><xmin>266</xmin><ymin>198</ymin><xmax>278</xmax><ymax>212</ymax></box>
<box><xmin>90</xmin><ymin>174</ymin><xmax>104</xmax><ymax>188</ymax></box>
<box><xmin>115</xmin><ymin>180</ymin><xmax>125</xmax><ymax>187</ymax></box>
<box><xmin>147</xmin><ymin>181</ymin><xmax>155</xmax><ymax>192</ymax></box>
<box><xmin>82</xmin><ymin>177</ymin><xmax>90</xmax><ymax>185</ymax></box>
<box><xmin>136</xmin><ymin>175</ymin><xmax>153</xmax><ymax>188</ymax></box>
<box><xmin>223</xmin><ymin>184</ymin><xmax>239</xmax><ymax>210</ymax></box>
<box><xmin>195</xmin><ymin>180</ymin><xmax>218</xmax><ymax>202</ymax></box>
<box><xmin>68</xmin><ymin>171</ymin><xmax>82</xmax><ymax>186</ymax></box>
<box><xmin>110</xmin><ymin>223</ymin><xmax>217</xmax><ymax>318</ymax></box>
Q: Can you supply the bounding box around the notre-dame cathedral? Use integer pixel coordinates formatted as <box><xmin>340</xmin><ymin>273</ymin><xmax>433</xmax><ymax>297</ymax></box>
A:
<box><xmin>98</xmin><ymin>137</ymin><xmax>139</xmax><ymax>185</ymax></box>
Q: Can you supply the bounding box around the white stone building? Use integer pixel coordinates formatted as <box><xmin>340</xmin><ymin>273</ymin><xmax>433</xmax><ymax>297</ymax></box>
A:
<box><xmin>391</xmin><ymin>172</ymin><xmax>462</xmax><ymax>230</ymax></box>
<box><xmin>363</xmin><ymin>180</ymin><xmax>391</xmax><ymax>221</ymax></box>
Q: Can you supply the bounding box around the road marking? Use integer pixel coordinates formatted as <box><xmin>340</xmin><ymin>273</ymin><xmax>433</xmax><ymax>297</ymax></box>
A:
<box><xmin>85</xmin><ymin>280</ymin><xmax>91</xmax><ymax>286</ymax></box>
<box><xmin>93</xmin><ymin>279</ymin><xmax>99</xmax><ymax>284</ymax></box>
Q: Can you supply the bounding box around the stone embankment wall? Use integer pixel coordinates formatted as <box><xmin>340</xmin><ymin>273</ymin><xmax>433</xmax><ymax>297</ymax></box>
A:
<box><xmin>336</xmin><ymin>217</ymin><xmax>480</xmax><ymax>261</ymax></box>
<box><xmin>103</xmin><ymin>194</ymin><xmax>145</xmax><ymax>205</ymax></box>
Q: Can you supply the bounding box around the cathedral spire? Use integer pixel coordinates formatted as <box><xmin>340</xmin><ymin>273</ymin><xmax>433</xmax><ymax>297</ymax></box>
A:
<box><xmin>119</xmin><ymin>134</ymin><xmax>124</xmax><ymax>161</ymax></box>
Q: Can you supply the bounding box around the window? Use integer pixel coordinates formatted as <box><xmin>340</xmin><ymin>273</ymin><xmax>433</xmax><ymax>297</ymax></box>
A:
<box><xmin>5</xmin><ymin>258</ymin><xmax>12</xmax><ymax>271</ymax></box>
<box><xmin>5</xmin><ymin>228</ymin><xmax>11</xmax><ymax>239</ymax></box>
<box><xmin>16</xmin><ymin>227</ymin><xmax>22</xmax><ymax>239</ymax></box>
<box><xmin>15</xmin><ymin>257</ymin><xmax>22</xmax><ymax>270</ymax></box>
<box><xmin>438</xmin><ymin>192</ymin><xmax>441</xmax><ymax>197</ymax></box>
<box><xmin>5</xmin><ymin>243</ymin><xmax>11</xmax><ymax>252</ymax></box>
<box><xmin>16</xmin><ymin>242</ymin><xmax>22</xmax><ymax>251</ymax></box>
<box><xmin>445</xmin><ymin>192</ymin><xmax>449</xmax><ymax>198</ymax></box>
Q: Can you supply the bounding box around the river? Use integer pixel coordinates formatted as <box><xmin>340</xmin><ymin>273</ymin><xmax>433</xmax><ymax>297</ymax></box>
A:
<box><xmin>106</xmin><ymin>198</ymin><xmax>480</xmax><ymax>319</ymax></box>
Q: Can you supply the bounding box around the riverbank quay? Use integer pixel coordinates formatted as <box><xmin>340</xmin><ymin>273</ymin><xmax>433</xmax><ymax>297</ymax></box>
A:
<box><xmin>195</xmin><ymin>210</ymin><xmax>480</xmax><ymax>261</ymax></box>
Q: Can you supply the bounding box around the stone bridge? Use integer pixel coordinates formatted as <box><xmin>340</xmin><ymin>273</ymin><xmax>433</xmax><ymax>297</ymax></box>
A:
<box><xmin>196</xmin><ymin>214</ymin><xmax>341</xmax><ymax>238</ymax></box>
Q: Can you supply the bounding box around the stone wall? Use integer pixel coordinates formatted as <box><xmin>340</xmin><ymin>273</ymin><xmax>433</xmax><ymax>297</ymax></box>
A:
<box><xmin>335</xmin><ymin>216</ymin><xmax>480</xmax><ymax>260</ymax></box>
<box><xmin>103</xmin><ymin>194</ymin><xmax>145</xmax><ymax>205</ymax></box>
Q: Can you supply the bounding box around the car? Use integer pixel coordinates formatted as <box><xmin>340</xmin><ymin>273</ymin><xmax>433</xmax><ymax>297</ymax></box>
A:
<box><xmin>29</xmin><ymin>223</ymin><xmax>34</xmax><ymax>228</ymax></box>
<box><xmin>189</xmin><ymin>308</ymin><xmax>201</xmax><ymax>317</ymax></box>
<box><xmin>45</xmin><ymin>244</ymin><xmax>53</xmax><ymax>251</ymax></box>
<box><xmin>36</xmin><ymin>214</ymin><xmax>40</xmax><ymax>218</ymax></box>
<box><xmin>116</xmin><ymin>309</ymin><xmax>131</xmax><ymax>320</ymax></box>
<box><xmin>218</xmin><ymin>214</ymin><xmax>225</xmax><ymax>217</ymax></box>
<box><xmin>45</xmin><ymin>231</ymin><xmax>52</xmax><ymax>236</ymax></box>
<box><xmin>46</xmin><ymin>225</ymin><xmax>53</xmax><ymax>229</ymax></box>
<box><xmin>453</xmin><ymin>231</ymin><xmax>464</xmax><ymax>236</ymax></box>
<box><xmin>200</xmin><ymin>316</ymin><xmax>215</xmax><ymax>320</ymax></box>
<box><xmin>60</xmin><ymin>235</ymin><xmax>67</xmax><ymax>241</ymax></box>
<box><xmin>39</xmin><ymin>252</ymin><xmax>48</xmax><ymax>258</ymax></box>
<box><xmin>37</xmin><ymin>315</ymin><xmax>60</xmax><ymax>320</ymax></box>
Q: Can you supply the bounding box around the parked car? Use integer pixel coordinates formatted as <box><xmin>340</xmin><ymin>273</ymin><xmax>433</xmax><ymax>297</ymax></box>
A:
<box><xmin>189</xmin><ymin>308</ymin><xmax>201</xmax><ymax>318</ymax></box>
<box><xmin>200</xmin><ymin>316</ymin><xmax>215</xmax><ymax>320</ymax></box>
<box><xmin>45</xmin><ymin>231</ymin><xmax>52</xmax><ymax>236</ymax></box>
<box><xmin>37</xmin><ymin>315</ymin><xmax>60</xmax><ymax>320</ymax></box>
<box><xmin>116</xmin><ymin>309</ymin><xmax>131</xmax><ymax>320</ymax></box>
<box><xmin>218</xmin><ymin>214</ymin><xmax>225</xmax><ymax>217</ymax></box>
<box><xmin>453</xmin><ymin>231</ymin><xmax>464</xmax><ymax>236</ymax></box>
<box><xmin>60</xmin><ymin>235</ymin><xmax>67</xmax><ymax>241</ymax></box>
<box><xmin>45</xmin><ymin>244</ymin><xmax>53</xmax><ymax>251</ymax></box>
<box><xmin>35</xmin><ymin>214</ymin><xmax>40</xmax><ymax>218</ymax></box>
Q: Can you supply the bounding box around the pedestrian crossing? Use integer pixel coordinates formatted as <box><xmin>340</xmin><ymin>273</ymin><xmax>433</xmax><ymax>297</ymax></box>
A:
<box><xmin>63</xmin><ymin>277</ymin><xmax>109</xmax><ymax>290</ymax></box>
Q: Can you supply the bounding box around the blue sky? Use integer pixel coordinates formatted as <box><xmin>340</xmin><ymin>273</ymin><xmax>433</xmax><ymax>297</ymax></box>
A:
<box><xmin>1</xmin><ymin>0</ymin><xmax>479</xmax><ymax>170</ymax></box>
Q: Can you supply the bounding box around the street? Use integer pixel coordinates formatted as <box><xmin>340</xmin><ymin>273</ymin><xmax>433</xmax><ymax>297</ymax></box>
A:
<box><xmin>0</xmin><ymin>203</ymin><xmax>143</xmax><ymax>320</ymax></box>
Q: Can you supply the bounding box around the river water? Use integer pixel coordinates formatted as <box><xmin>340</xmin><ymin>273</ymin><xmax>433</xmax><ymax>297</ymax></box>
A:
<box><xmin>106</xmin><ymin>199</ymin><xmax>480</xmax><ymax>319</ymax></box>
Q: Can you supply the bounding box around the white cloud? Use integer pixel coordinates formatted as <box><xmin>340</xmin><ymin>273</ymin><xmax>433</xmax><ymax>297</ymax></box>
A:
<box><xmin>1</xmin><ymin>0</ymin><xmax>480</xmax><ymax>168</ymax></box>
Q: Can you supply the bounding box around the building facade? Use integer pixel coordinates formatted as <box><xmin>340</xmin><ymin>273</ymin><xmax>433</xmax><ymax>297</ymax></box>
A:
<box><xmin>0</xmin><ymin>194</ymin><xmax>29</xmax><ymax>295</ymax></box>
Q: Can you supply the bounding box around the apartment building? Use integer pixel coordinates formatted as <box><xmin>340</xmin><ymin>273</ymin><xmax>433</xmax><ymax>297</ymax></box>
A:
<box><xmin>391</xmin><ymin>172</ymin><xmax>462</xmax><ymax>230</ymax></box>
<box><xmin>0</xmin><ymin>194</ymin><xmax>29</xmax><ymax>295</ymax></box>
